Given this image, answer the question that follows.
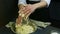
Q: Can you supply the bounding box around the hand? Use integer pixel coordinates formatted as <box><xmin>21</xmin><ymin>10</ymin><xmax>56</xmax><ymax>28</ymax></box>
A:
<box><xmin>19</xmin><ymin>4</ymin><xmax>37</xmax><ymax>18</ymax></box>
<box><xmin>16</xmin><ymin>16</ymin><xmax>22</xmax><ymax>25</ymax></box>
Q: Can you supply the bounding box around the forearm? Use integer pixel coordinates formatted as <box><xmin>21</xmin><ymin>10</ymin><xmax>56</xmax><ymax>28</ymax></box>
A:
<box><xmin>18</xmin><ymin>1</ymin><xmax>47</xmax><ymax>9</ymax></box>
<box><xmin>33</xmin><ymin>1</ymin><xmax>47</xmax><ymax>9</ymax></box>
<box><xmin>18</xmin><ymin>4</ymin><xmax>25</xmax><ymax>10</ymax></box>
<box><xmin>18</xmin><ymin>0</ymin><xmax>27</xmax><ymax>9</ymax></box>
<box><xmin>33</xmin><ymin>0</ymin><xmax>51</xmax><ymax>9</ymax></box>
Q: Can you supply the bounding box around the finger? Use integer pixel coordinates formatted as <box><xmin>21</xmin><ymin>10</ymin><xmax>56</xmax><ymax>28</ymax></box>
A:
<box><xmin>23</xmin><ymin>5</ymin><xmax>32</xmax><ymax>14</ymax></box>
<box><xmin>26</xmin><ymin>9</ymin><xmax>35</xmax><ymax>18</ymax></box>
<box><xmin>24</xmin><ymin>6</ymin><xmax>33</xmax><ymax>18</ymax></box>
<box><xmin>26</xmin><ymin>11</ymin><xmax>32</xmax><ymax>18</ymax></box>
<box><xmin>16</xmin><ymin>16</ymin><xmax>22</xmax><ymax>24</ymax></box>
<box><xmin>23</xmin><ymin>8</ymin><xmax>30</xmax><ymax>14</ymax></box>
<box><xmin>18</xmin><ymin>7</ymin><xmax>26</xmax><ymax>14</ymax></box>
<box><xmin>18</xmin><ymin>10</ymin><xmax>21</xmax><ymax>13</ymax></box>
<box><xmin>20</xmin><ymin>5</ymin><xmax>31</xmax><ymax>14</ymax></box>
<box><xmin>18</xmin><ymin>4</ymin><xmax>31</xmax><ymax>14</ymax></box>
<box><xmin>25</xmin><ymin>10</ymin><xmax>32</xmax><ymax>18</ymax></box>
<box><xmin>18</xmin><ymin>10</ymin><xmax>23</xmax><ymax>14</ymax></box>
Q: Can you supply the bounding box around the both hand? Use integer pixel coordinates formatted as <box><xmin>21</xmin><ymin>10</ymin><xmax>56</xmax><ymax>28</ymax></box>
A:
<box><xmin>18</xmin><ymin>4</ymin><xmax>37</xmax><ymax>17</ymax></box>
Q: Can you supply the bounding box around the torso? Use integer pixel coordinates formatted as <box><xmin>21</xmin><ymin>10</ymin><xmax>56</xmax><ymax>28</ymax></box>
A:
<box><xmin>26</xmin><ymin>0</ymin><xmax>50</xmax><ymax>22</ymax></box>
<box><xmin>49</xmin><ymin>0</ymin><xmax>60</xmax><ymax>20</ymax></box>
<box><xmin>26</xmin><ymin>0</ymin><xmax>40</xmax><ymax>4</ymax></box>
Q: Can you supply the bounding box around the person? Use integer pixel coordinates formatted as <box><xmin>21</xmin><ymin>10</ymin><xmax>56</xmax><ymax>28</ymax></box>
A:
<box><xmin>18</xmin><ymin>0</ymin><xmax>51</xmax><ymax>22</ymax></box>
<box><xmin>17</xmin><ymin>0</ymin><xmax>51</xmax><ymax>34</ymax></box>
<box><xmin>16</xmin><ymin>0</ymin><xmax>51</xmax><ymax>26</ymax></box>
<box><xmin>18</xmin><ymin>0</ymin><xmax>60</xmax><ymax>28</ymax></box>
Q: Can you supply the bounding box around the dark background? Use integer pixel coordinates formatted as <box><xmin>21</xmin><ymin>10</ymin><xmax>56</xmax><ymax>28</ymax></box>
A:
<box><xmin>0</xmin><ymin>0</ymin><xmax>18</xmax><ymax>27</ymax></box>
<box><xmin>0</xmin><ymin>0</ymin><xmax>60</xmax><ymax>31</ymax></box>
<box><xmin>0</xmin><ymin>0</ymin><xmax>60</xmax><ymax>34</ymax></box>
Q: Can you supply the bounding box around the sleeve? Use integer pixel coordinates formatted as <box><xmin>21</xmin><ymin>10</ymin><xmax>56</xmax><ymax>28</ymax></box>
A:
<box><xmin>44</xmin><ymin>0</ymin><xmax>51</xmax><ymax>6</ymax></box>
<box><xmin>41</xmin><ymin>0</ymin><xmax>51</xmax><ymax>7</ymax></box>
<box><xmin>18</xmin><ymin>0</ymin><xmax>27</xmax><ymax>5</ymax></box>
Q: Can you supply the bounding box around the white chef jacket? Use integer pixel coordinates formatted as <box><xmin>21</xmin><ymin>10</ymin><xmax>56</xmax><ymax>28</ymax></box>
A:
<box><xmin>18</xmin><ymin>0</ymin><xmax>51</xmax><ymax>7</ymax></box>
